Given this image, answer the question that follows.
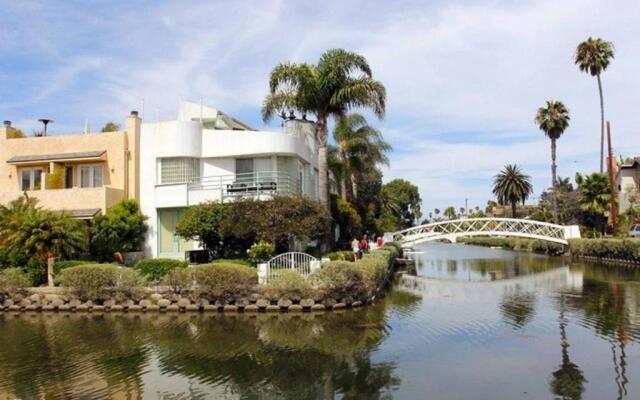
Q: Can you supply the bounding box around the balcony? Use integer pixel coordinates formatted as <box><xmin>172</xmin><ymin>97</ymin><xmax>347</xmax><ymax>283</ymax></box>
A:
<box><xmin>0</xmin><ymin>186</ymin><xmax>124</xmax><ymax>217</ymax></box>
<box><xmin>155</xmin><ymin>171</ymin><xmax>301</xmax><ymax>208</ymax></box>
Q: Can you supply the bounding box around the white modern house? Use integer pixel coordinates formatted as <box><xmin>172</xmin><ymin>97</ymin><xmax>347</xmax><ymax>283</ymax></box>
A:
<box><xmin>616</xmin><ymin>157</ymin><xmax>640</xmax><ymax>213</ymax></box>
<box><xmin>140</xmin><ymin>101</ymin><xmax>319</xmax><ymax>259</ymax></box>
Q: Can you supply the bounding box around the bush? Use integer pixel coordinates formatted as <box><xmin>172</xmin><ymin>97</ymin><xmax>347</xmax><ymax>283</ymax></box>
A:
<box><xmin>0</xmin><ymin>268</ymin><xmax>30</xmax><ymax>294</ymax></box>
<box><xmin>357</xmin><ymin>254</ymin><xmax>388</xmax><ymax>292</ymax></box>
<box><xmin>192</xmin><ymin>263</ymin><xmax>257</xmax><ymax>303</ymax></box>
<box><xmin>161</xmin><ymin>268</ymin><xmax>193</xmax><ymax>293</ymax></box>
<box><xmin>211</xmin><ymin>258</ymin><xmax>252</xmax><ymax>267</ymax></box>
<box><xmin>134</xmin><ymin>258</ymin><xmax>187</xmax><ymax>281</ymax></box>
<box><xmin>53</xmin><ymin>260</ymin><xmax>90</xmax><ymax>275</ymax></box>
<box><xmin>312</xmin><ymin>261</ymin><xmax>367</xmax><ymax>300</ymax></box>
<box><xmin>247</xmin><ymin>240</ymin><xmax>275</xmax><ymax>266</ymax></box>
<box><xmin>325</xmin><ymin>250</ymin><xmax>355</xmax><ymax>261</ymax></box>
<box><xmin>90</xmin><ymin>200</ymin><xmax>148</xmax><ymax>261</ymax></box>
<box><xmin>265</xmin><ymin>270</ymin><xmax>312</xmax><ymax>299</ymax></box>
<box><xmin>569</xmin><ymin>238</ymin><xmax>640</xmax><ymax>262</ymax></box>
<box><xmin>56</xmin><ymin>264</ymin><xmax>145</xmax><ymax>301</ymax></box>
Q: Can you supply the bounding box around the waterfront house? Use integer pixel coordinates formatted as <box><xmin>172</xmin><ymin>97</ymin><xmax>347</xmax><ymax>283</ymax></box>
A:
<box><xmin>0</xmin><ymin>112</ymin><xmax>141</xmax><ymax>218</ymax></box>
<box><xmin>616</xmin><ymin>157</ymin><xmax>640</xmax><ymax>213</ymax></box>
<box><xmin>140</xmin><ymin>101</ymin><xmax>319</xmax><ymax>259</ymax></box>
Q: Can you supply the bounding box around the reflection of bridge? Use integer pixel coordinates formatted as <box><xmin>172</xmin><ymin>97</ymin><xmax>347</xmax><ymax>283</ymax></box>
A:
<box><xmin>385</xmin><ymin>218</ymin><xmax>581</xmax><ymax>246</ymax></box>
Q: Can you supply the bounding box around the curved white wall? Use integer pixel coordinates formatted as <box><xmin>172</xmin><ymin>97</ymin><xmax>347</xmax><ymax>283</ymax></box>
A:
<box><xmin>154</xmin><ymin>121</ymin><xmax>202</xmax><ymax>158</ymax></box>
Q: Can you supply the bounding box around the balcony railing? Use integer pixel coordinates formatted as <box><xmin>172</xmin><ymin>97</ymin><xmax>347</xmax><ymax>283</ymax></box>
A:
<box><xmin>186</xmin><ymin>171</ymin><xmax>301</xmax><ymax>199</ymax></box>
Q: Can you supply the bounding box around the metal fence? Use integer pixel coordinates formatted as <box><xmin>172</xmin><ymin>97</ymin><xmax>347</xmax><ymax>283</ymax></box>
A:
<box><xmin>258</xmin><ymin>252</ymin><xmax>321</xmax><ymax>284</ymax></box>
<box><xmin>187</xmin><ymin>171</ymin><xmax>301</xmax><ymax>199</ymax></box>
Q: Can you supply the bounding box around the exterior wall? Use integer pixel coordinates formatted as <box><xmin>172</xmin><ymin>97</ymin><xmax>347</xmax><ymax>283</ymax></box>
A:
<box><xmin>0</xmin><ymin>115</ymin><xmax>140</xmax><ymax>213</ymax></box>
<box><xmin>617</xmin><ymin>167</ymin><xmax>640</xmax><ymax>213</ymax></box>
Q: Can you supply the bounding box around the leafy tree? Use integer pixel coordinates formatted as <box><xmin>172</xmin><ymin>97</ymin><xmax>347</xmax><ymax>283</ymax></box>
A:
<box><xmin>574</xmin><ymin>37</ymin><xmax>614</xmax><ymax>173</ymax></box>
<box><xmin>535</xmin><ymin>100</ymin><xmax>570</xmax><ymax>223</ymax></box>
<box><xmin>175</xmin><ymin>202</ymin><xmax>228</xmax><ymax>257</ymax></box>
<box><xmin>332</xmin><ymin>196</ymin><xmax>362</xmax><ymax>241</ymax></box>
<box><xmin>100</xmin><ymin>122</ymin><xmax>121</xmax><ymax>132</ymax></box>
<box><xmin>331</xmin><ymin>113</ymin><xmax>391</xmax><ymax>199</ymax></box>
<box><xmin>575</xmin><ymin>172</ymin><xmax>611</xmax><ymax>234</ymax></box>
<box><xmin>378</xmin><ymin>179</ymin><xmax>422</xmax><ymax>230</ymax></box>
<box><xmin>557</xmin><ymin>176</ymin><xmax>574</xmax><ymax>193</ymax></box>
<box><xmin>492</xmin><ymin>164</ymin><xmax>533</xmax><ymax>218</ymax></box>
<box><xmin>6</xmin><ymin>128</ymin><xmax>25</xmax><ymax>139</ymax></box>
<box><xmin>90</xmin><ymin>200</ymin><xmax>148</xmax><ymax>261</ymax></box>
<box><xmin>262</xmin><ymin>49</ymin><xmax>386</xmax><ymax>208</ymax></box>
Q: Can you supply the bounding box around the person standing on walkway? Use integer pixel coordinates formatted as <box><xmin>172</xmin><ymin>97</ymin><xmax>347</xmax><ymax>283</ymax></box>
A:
<box><xmin>352</xmin><ymin>237</ymin><xmax>361</xmax><ymax>261</ymax></box>
<box><xmin>360</xmin><ymin>234</ymin><xmax>370</xmax><ymax>255</ymax></box>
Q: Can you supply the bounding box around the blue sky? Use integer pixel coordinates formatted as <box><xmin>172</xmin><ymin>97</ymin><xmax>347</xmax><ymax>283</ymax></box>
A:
<box><xmin>1</xmin><ymin>0</ymin><xmax>639</xmax><ymax>212</ymax></box>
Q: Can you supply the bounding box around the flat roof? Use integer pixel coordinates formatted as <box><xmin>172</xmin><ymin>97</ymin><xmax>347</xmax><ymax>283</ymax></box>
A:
<box><xmin>57</xmin><ymin>208</ymin><xmax>101</xmax><ymax>219</ymax></box>
<box><xmin>7</xmin><ymin>150</ymin><xmax>106</xmax><ymax>164</ymax></box>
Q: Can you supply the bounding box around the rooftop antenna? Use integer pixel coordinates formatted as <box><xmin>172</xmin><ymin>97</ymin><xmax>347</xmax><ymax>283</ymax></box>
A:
<box><xmin>141</xmin><ymin>98</ymin><xmax>145</xmax><ymax>120</ymax></box>
<box><xmin>84</xmin><ymin>118</ymin><xmax>91</xmax><ymax>134</ymax></box>
<box><xmin>200</xmin><ymin>97</ymin><xmax>203</xmax><ymax>123</ymax></box>
<box><xmin>38</xmin><ymin>118</ymin><xmax>53</xmax><ymax>136</ymax></box>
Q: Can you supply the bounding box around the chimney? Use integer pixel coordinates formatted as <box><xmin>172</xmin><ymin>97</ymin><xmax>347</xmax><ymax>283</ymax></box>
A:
<box><xmin>130</xmin><ymin>110</ymin><xmax>139</xmax><ymax>117</ymax></box>
<box><xmin>3</xmin><ymin>120</ymin><xmax>10</xmax><ymax>127</ymax></box>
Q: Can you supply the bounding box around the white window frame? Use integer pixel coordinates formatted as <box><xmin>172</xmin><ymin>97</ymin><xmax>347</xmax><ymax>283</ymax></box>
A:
<box><xmin>78</xmin><ymin>164</ymin><xmax>104</xmax><ymax>188</ymax></box>
<box><xmin>19</xmin><ymin>167</ymin><xmax>44</xmax><ymax>191</ymax></box>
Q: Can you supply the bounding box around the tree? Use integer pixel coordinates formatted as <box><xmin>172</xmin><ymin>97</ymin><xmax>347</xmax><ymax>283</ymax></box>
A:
<box><xmin>492</xmin><ymin>164</ymin><xmax>533</xmax><ymax>218</ymax></box>
<box><xmin>90</xmin><ymin>200</ymin><xmax>148</xmax><ymax>261</ymax></box>
<box><xmin>535</xmin><ymin>100</ymin><xmax>570</xmax><ymax>223</ymax></box>
<box><xmin>575</xmin><ymin>172</ymin><xmax>611</xmax><ymax>234</ymax></box>
<box><xmin>0</xmin><ymin>195</ymin><xmax>87</xmax><ymax>283</ymax></box>
<box><xmin>444</xmin><ymin>206</ymin><xmax>456</xmax><ymax>220</ymax></box>
<box><xmin>556</xmin><ymin>176</ymin><xmax>574</xmax><ymax>193</ymax></box>
<box><xmin>331</xmin><ymin>114</ymin><xmax>391</xmax><ymax>200</ymax></box>
<box><xmin>6</xmin><ymin>128</ymin><xmax>25</xmax><ymax>139</ymax></box>
<box><xmin>262</xmin><ymin>49</ymin><xmax>386</xmax><ymax>208</ymax></box>
<box><xmin>378</xmin><ymin>179</ymin><xmax>422</xmax><ymax>231</ymax></box>
<box><xmin>101</xmin><ymin>122</ymin><xmax>121</xmax><ymax>132</ymax></box>
<box><xmin>574</xmin><ymin>37</ymin><xmax>615</xmax><ymax>173</ymax></box>
<box><xmin>175</xmin><ymin>202</ymin><xmax>228</xmax><ymax>257</ymax></box>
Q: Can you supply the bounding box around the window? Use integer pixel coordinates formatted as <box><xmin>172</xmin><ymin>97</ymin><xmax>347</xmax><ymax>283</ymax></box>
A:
<box><xmin>79</xmin><ymin>165</ymin><xmax>104</xmax><ymax>188</ymax></box>
<box><xmin>65</xmin><ymin>166</ymin><xmax>73</xmax><ymax>189</ymax></box>
<box><xmin>235</xmin><ymin>158</ymin><xmax>253</xmax><ymax>175</ymax></box>
<box><xmin>19</xmin><ymin>168</ymin><xmax>44</xmax><ymax>191</ymax></box>
<box><xmin>159</xmin><ymin>158</ymin><xmax>200</xmax><ymax>184</ymax></box>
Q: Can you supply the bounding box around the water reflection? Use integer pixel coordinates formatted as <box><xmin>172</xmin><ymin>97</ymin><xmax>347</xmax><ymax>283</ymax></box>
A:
<box><xmin>1</xmin><ymin>243</ymin><xmax>639</xmax><ymax>399</ymax></box>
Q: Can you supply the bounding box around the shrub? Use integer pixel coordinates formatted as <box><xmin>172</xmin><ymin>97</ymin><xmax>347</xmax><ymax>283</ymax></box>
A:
<box><xmin>325</xmin><ymin>250</ymin><xmax>355</xmax><ymax>261</ymax></box>
<box><xmin>265</xmin><ymin>270</ymin><xmax>312</xmax><ymax>299</ymax></box>
<box><xmin>569</xmin><ymin>238</ymin><xmax>640</xmax><ymax>262</ymax></box>
<box><xmin>247</xmin><ymin>240</ymin><xmax>275</xmax><ymax>266</ymax></box>
<box><xmin>53</xmin><ymin>260</ymin><xmax>90</xmax><ymax>275</ymax></box>
<box><xmin>56</xmin><ymin>264</ymin><xmax>146</xmax><ymax>301</ymax></box>
<box><xmin>312</xmin><ymin>261</ymin><xmax>367</xmax><ymax>301</ymax></box>
<box><xmin>90</xmin><ymin>200</ymin><xmax>148</xmax><ymax>261</ymax></box>
<box><xmin>175</xmin><ymin>202</ymin><xmax>228</xmax><ymax>256</ymax></box>
<box><xmin>357</xmin><ymin>253</ymin><xmax>391</xmax><ymax>292</ymax></box>
<box><xmin>211</xmin><ymin>258</ymin><xmax>252</xmax><ymax>267</ymax></box>
<box><xmin>192</xmin><ymin>263</ymin><xmax>257</xmax><ymax>302</ymax></box>
<box><xmin>161</xmin><ymin>268</ymin><xmax>193</xmax><ymax>293</ymax></box>
<box><xmin>134</xmin><ymin>258</ymin><xmax>187</xmax><ymax>281</ymax></box>
<box><xmin>0</xmin><ymin>268</ymin><xmax>30</xmax><ymax>295</ymax></box>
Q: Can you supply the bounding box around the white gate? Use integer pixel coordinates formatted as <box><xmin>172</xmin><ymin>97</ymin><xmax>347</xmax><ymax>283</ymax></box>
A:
<box><xmin>258</xmin><ymin>252</ymin><xmax>321</xmax><ymax>284</ymax></box>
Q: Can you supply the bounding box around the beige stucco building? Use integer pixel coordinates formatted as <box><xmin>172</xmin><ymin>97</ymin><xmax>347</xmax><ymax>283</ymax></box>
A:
<box><xmin>0</xmin><ymin>112</ymin><xmax>141</xmax><ymax>217</ymax></box>
<box><xmin>616</xmin><ymin>157</ymin><xmax>640</xmax><ymax>214</ymax></box>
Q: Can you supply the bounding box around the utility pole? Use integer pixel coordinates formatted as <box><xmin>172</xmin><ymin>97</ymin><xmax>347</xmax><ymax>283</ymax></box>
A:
<box><xmin>465</xmin><ymin>198</ymin><xmax>468</xmax><ymax>217</ymax></box>
<box><xmin>606</xmin><ymin>121</ymin><xmax>618</xmax><ymax>235</ymax></box>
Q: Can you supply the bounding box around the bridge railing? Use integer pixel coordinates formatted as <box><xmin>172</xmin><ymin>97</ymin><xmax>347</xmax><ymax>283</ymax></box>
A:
<box><xmin>386</xmin><ymin>218</ymin><xmax>580</xmax><ymax>245</ymax></box>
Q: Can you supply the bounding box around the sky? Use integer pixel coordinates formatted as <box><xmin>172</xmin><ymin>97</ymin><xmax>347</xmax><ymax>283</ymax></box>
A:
<box><xmin>1</xmin><ymin>0</ymin><xmax>639</xmax><ymax>213</ymax></box>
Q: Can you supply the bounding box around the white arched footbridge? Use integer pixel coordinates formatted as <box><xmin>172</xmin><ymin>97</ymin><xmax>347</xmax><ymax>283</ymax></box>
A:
<box><xmin>384</xmin><ymin>218</ymin><xmax>581</xmax><ymax>246</ymax></box>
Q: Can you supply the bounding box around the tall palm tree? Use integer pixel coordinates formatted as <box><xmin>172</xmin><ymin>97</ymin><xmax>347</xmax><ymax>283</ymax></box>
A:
<box><xmin>492</xmin><ymin>164</ymin><xmax>533</xmax><ymax>218</ymax></box>
<box><xmin>535</xmin><ymin>100</ymin><xmax>570</xmax><ymax>223</ymax></box>
<box><xmin>556</xmin><ymin>177</ymin><xmax>574</xmax><ymax>193</ymax></box>
<box><xmin>262</xmin><ymin>49</ymin><xmax>386</xmax><ymax>208</ymax></box>
<box><xmin>574</xmin><ymin>37</ymin><xmax>615</xmax><ymax>173</ymax></box>
<box><xmin>333</xmin><ymin>114</ymin><xmax>391</xmax><ymax>200</ymax></box>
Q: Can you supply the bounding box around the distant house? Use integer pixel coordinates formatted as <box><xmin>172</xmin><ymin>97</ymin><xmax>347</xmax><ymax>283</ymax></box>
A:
<box><xmin>616</xmin><ymin>157</ymin><xmax>640</xmax><ymax>213</ymax></box>
<box><xmin>139</xmin><ymin>101</ymin><xmax>319</xmax><ymax>259</ymax></box>
<box><xmin>0</xmin><ymin>113</ymin><xmax>141</xmax><ymax>218</ymax></box>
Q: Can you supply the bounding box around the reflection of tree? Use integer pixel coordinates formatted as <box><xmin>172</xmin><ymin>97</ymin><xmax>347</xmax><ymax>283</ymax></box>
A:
<box><xmin>550</xmin><ymin>294</ymin><xmax>586</xmax><ymax>400</ymax></box>
<box><xmin>499</xmin><ymin>288</ymin><xmax>537</xmax><ymax>329</ymax></box>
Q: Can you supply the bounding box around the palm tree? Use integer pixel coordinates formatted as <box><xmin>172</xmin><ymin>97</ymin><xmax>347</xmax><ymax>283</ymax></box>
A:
<box><xmin>262</xmin><ymin>49</ymin><xmax>386</xmax><ymax>208</ymax></box>
<box><xmin>535</xmin><ymin>100</ymin><xmax>570</xmax><ymax>223</ymax></box>
<box><xmin>332</xmin><ymin>114</ymin><xmax>391</xmax><ymax>200</ymax></box>
<box><xmin>574</xmin><ymin>37</ymin><xmax>615</xmax><ymax>173</ymax></box>
<box><xmin>557</xmin><ymin>177</ymin><xmax>574</xmax><ymax>193</ymax></box>
<box><xmin>575</xmin><ymin>172</ymin><xmax>611</xmax><ymax>234</ymax></box>
<box><xmin>443</xmin><ymin>206</ymin><xmax>456</xmax><ymax>220</ymax></box>
<box><xmin>492</xmin><ymin>164</ymin><xmax>533</xmax><ymax>218</ymax></box>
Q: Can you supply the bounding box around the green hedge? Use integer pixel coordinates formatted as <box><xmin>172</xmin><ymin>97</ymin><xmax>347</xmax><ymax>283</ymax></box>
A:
<box><xmin>265</xmin><ymin>270</ymin><xmax>312</xmax><ymax>300</ymax></box>
<box><xmin>0</xmin><ymin>268</ymin><xmax>30</xmax><ymax>295</ymax></box>
<box><xmin>56</xmin><ymin>264</ymin><xmax>145</xmax><ymax>301</ymax></box>
<box><xmin>53</xmin><ymin>260</ymin><xmax>91</xmax><ymax>275</ymax></box>
<box><xmin>457</xmin><ymin>236</ymin><xmax>565</xmax><ymax>256</ymax></box>
<box><xmin>192</xmin><ymin>263</ymin><xmax>258</xmax><ymax>302</ymax></box>
<box><xmin>569</xmin><ymin>238</ymin><xmax>640</xmax><ymax>262</ymax></box>
<box><xmin>134</xmin><ymin>258</ymin><xmax>188</xmax><ymax>281</ymax></box>
<box><xmin>325</xmin><ymin>250</ymin><xmax>355</xmax><ymax>261</ymax></box>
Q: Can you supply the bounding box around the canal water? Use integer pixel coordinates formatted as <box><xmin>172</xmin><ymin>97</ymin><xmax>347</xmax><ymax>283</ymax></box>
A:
<box><xmin>1</xmin><ymin>242</ymin><xmax>639</xmax><ymax>399</ymax></box>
